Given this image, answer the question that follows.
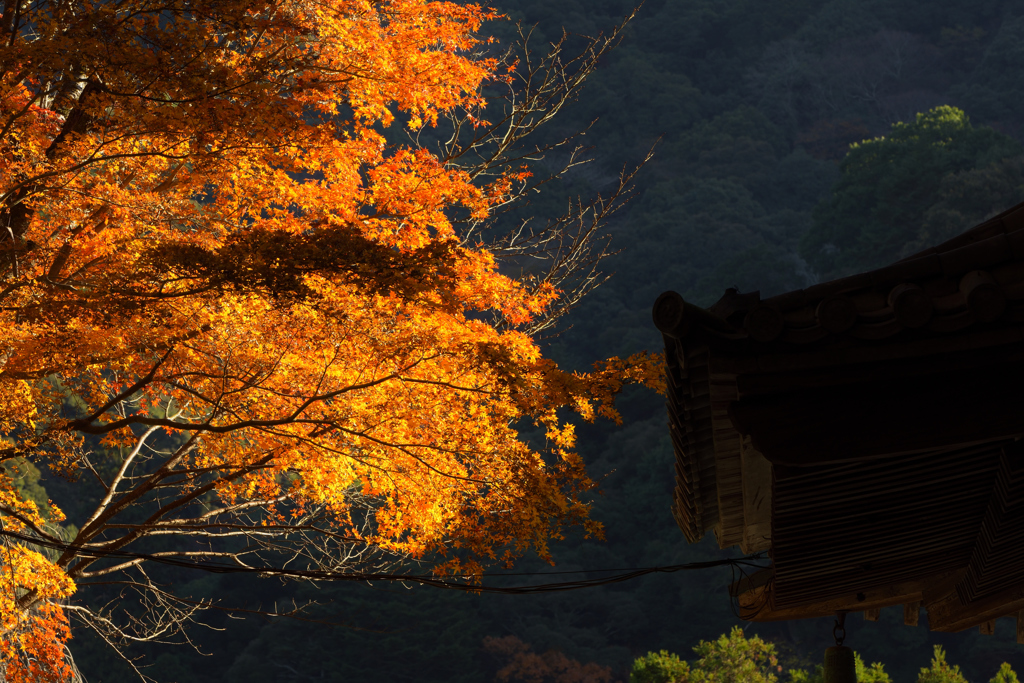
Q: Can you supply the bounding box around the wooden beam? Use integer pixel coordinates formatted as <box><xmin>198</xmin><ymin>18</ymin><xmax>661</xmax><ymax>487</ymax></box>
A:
<box><xmin>980</xmin><ymin>620</ymin><xmax>996</xmax><ymax>635</ymax></box>
<box><xmin>1017</xmin><ymin>611</ymin><xmax>1024</xmax><ymax>644</ymax></box>
<box><xmin>926</xmin><ymin>581</ymin><xmax>1024</xmax><ymax>632</ymax></box>
<box><xmin>864</xmin><ymin>608</ymin><xmax>880</xmax><ymax>622</ymax></box>
<box><xmin>904</xmin><ymin>602</ymin><xmax>921</xmax><ymax>626</ymax></box>
<box><xmin>729</xmin><ymin>568</ymin><xmax>772</xmax><ymax>598</ymax></box>
<box><xmin>737</xmin><ymin>586</ymin><xmax>924</xmax><ymax>622</ymax></box>
<box><xmin>736</xmin><ymin>571</ymin><xmax>960</xmax><ymax>623</ymax></box>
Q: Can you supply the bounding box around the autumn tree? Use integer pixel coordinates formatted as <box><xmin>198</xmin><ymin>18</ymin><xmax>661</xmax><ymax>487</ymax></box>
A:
<box><xmin>0</xmin><ymin>0</ymin><xmax>656</xmax><ymax>679</ymax></box>
<box><xmin>483</xmin><ymin>635</ymin><xmax>617</xmax><ymax>683</ymax></box>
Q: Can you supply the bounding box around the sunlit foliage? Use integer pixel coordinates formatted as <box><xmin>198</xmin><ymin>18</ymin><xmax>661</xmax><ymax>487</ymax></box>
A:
<box><xmin>0</xmin><ymin>0</ymin><xmax>659</xmax><ymax>674</ymax></box>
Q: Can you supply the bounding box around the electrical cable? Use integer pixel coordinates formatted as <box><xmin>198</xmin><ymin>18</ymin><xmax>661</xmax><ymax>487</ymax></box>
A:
<box><xmin>0</xmin><ymin>528</ymin><xmax>769</xmax><ymax>595</ymax></box>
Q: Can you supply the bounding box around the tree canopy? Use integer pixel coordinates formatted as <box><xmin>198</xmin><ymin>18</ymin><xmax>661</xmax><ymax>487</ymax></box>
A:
<box><xmin>630</xmin><ymin>627</ymin><xmax>779</xmax><ymax>683</ymax></box>
<box><xmin>626</xmin><ymin>629</ymin><xmax>1022</xmax><ymax>683</ymax></box>
<box><xmin>0</xmin><ymin>1</ymin><xmax>658</xmax><ymax>679</ymax></box>
<box><xmin>800</xmin><ymin>105</ymin><xmax>1023</xmax><ymax>279</ymax></box>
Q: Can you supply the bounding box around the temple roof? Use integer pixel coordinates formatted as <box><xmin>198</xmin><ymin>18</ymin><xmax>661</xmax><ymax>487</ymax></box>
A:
<box><xmin>654</xmin><ymin>200</ymin><xmax>1024</xmax><ymax>633</ymax></box>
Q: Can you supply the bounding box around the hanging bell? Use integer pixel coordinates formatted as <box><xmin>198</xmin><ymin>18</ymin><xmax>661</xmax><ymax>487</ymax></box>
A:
<box><xmin>824</xmin><ymin>612</ymin><xmax>857</xmax><ymax>683</ymax></box>
<box><xmin>823</xmin><ymin>645</ymin><xmax>857</xmax><ymax>683</ymax></box>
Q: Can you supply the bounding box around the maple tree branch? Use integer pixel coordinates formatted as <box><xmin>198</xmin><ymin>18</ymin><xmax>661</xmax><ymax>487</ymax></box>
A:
<box><xmin>65</xmin><ymin>455</ymin><xmax>276</xmax><ymax>578</ymax></box>
<box><xmin>70</xmin><ymin>356</ymin><xmax>438</xmax><ymax>435</ymax></box>
<box><xmin>79</xmin><ymin>424</ymin><xmax>162</xmax><ymax>534</ymax></box>
<box><xmin>425</xmin><ymin>11</ymin><xmax>649</xmax><ymax>336</ymax></box>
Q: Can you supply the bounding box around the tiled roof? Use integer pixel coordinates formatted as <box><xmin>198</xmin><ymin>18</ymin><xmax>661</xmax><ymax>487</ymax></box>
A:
<box><xmin>655</xmin><ymin>200</ymin><xmax>1024</xmax><ymax>352</ymax></box>
<box><xmin>653</xmin><ymin>200</ymin><xmax>1024</xmax><ymax>631</ymax></box>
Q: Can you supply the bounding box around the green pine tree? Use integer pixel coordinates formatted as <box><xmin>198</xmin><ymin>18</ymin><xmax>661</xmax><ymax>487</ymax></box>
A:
<box><xmin>917</xmin><ymin>646</ymin><xmax>969</xmax><ymax>683</ymax></box>
<box><xmin>990</xmin><ymin>662</ymin><xmax>1020</xmax><ymax>683</ymax></box>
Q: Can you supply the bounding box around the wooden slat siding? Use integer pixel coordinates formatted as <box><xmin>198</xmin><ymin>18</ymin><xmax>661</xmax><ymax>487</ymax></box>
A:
<box><xmin>773</xmin><ymin>498</ymin><xmax>987</xmax><ymax>596</ymax></box>
<box><xmin>957</xmin><ymin>443</ymin><xmax>1024</xmax><ymax>605</ymax></box>
<box><xmin>904</xmin><ymin>602</ymin><xmax>921</xmax><ymax>626</ymax></box>
<box><xmin>666</xmin><ymin>337</ymin><xmax>701</xmax><ymax>539</ymax></box>
<box><xmin>711</xmin><ymin>374</ymin><xmax>745</xmax><ymax>548</ymax></box>
<box><xmin>689</xmin><ymin>348</ymin><xmax>720</xmax><ymax>535</ymax></box>
<box><xmin>769</xmin><ymin>443</ymin><xmax>1003</xmax><ymax>610</ymax></box>
<box><xmin>669</xmin><ymin>427</ymin><xmax>701</xmax><ymax>539</ymax></box>
<box><xmin>668</xmin><ymin>361</ymin><xmax>702</xmax><ymax>540</ymax></box>
<box><xmin>740</xmin><ymin>435</ymin><xmax>772</xmax><ymax>553</ymax></box>
<box><xmin>667</xmin><ymin>344</ymin><xmax>719</xmax><ymax>542</ymax></box>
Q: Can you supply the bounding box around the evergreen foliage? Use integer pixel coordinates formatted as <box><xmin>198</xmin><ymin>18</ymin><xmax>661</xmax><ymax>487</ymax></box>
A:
<box><xmin>630</xmin><ymin>627</ymin><xmax>780</xmax><ymax>683</ymax></box>
<box><xmin>992</xmin><ymin>662</ymin><xmax>1021</xmax><ymax>683</ymax></box>
<box><xmin>801</xmin><ymin>106</ymin><xmax>1023</xmax><ymax>279</ymax></box>
<box><xmin>631</xmin><ymin>630</ymin><xmax>1022</xmax><ymax>683</ymax></box>
<box><xmin>689</xmin><ymin>627</ymin><xmax>779</xmax><ymax>683</ymax></box>
<box><xmin>918</xmin><ymin>646</ymin><xmax>971</xmax><ymax>683</ymax></box>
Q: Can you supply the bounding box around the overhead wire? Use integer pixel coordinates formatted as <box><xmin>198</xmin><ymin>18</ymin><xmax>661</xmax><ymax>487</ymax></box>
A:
<box><xmin>0</xmin><ymin>528</ymin><xmax>769</xmax><ymax>595</ymax></box>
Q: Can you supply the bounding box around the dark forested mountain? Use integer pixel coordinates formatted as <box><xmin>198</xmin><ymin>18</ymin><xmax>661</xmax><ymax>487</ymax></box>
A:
<box><xmin>70</xmin><ymin>1</ymin><xmax>1024</xmax><ymax>681</ymax></box>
